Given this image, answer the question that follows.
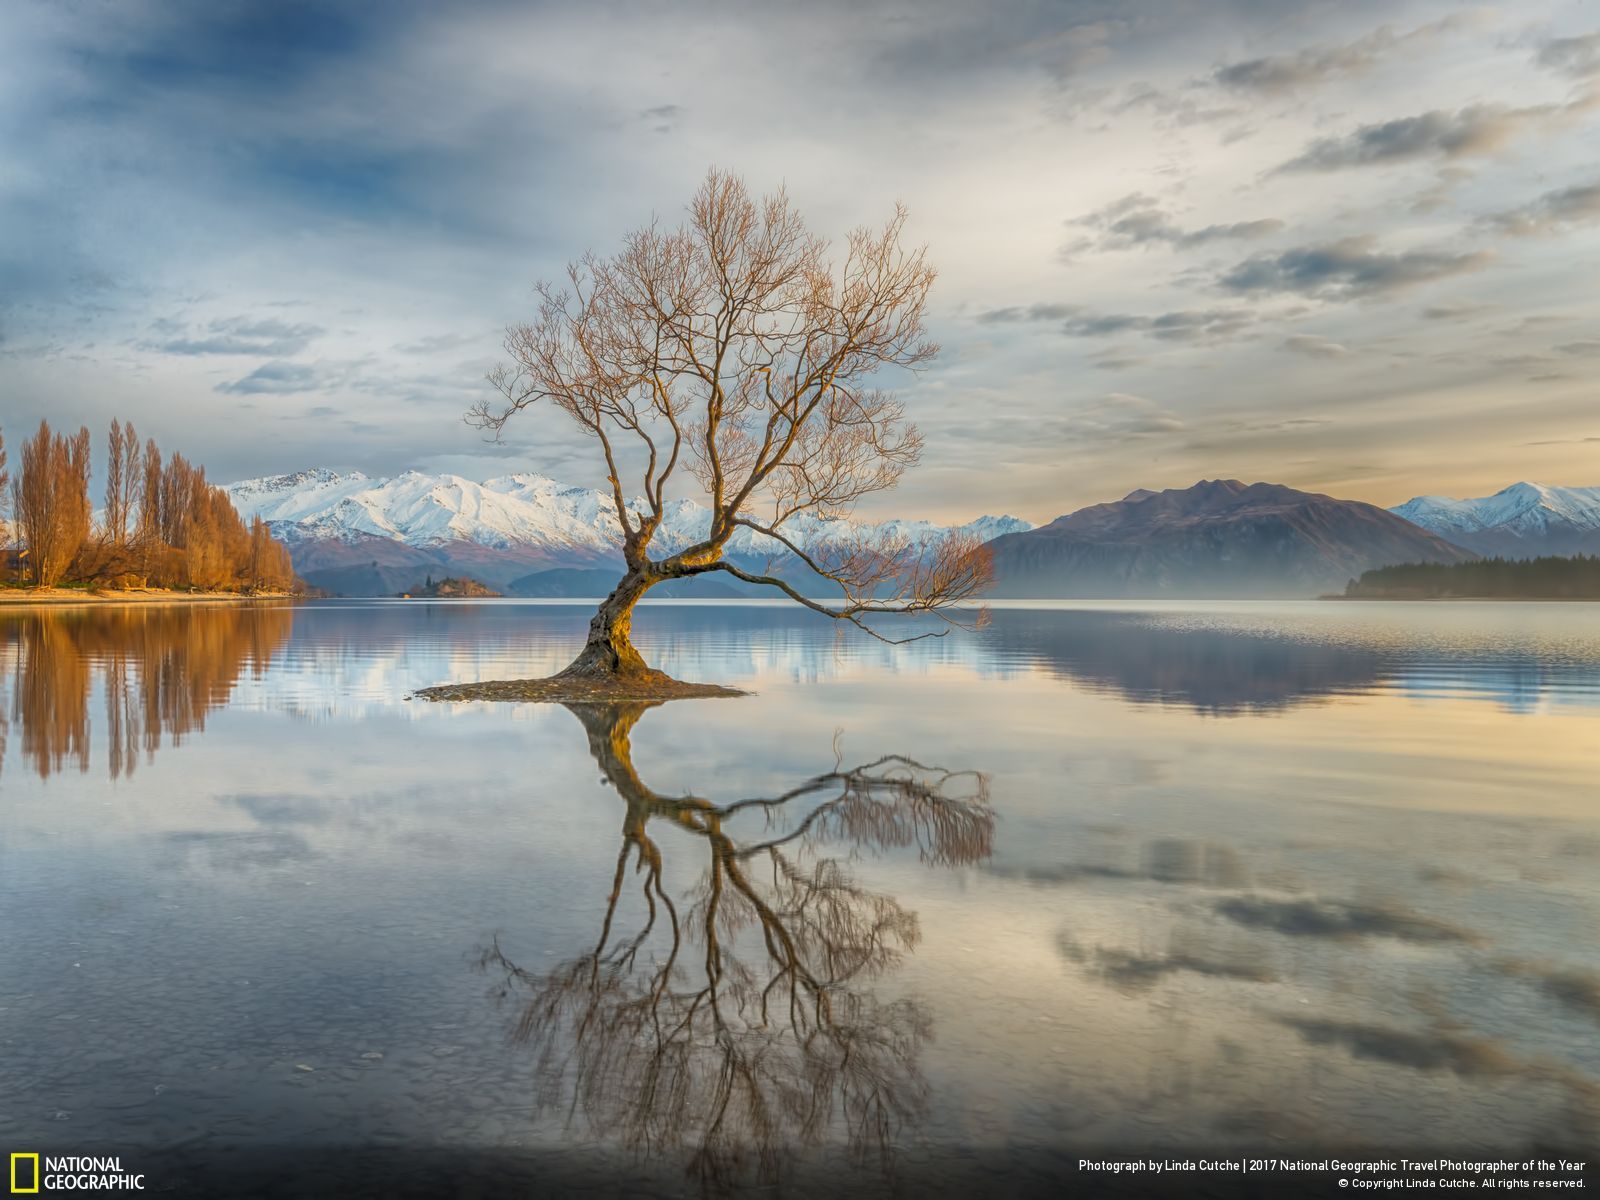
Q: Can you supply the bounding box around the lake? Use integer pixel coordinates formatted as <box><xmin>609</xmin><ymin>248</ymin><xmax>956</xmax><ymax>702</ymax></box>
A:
<box><xmin>2</xmin><ymin>599</ymin><xmax>1597</xmax><ymax>1196</ymax></box>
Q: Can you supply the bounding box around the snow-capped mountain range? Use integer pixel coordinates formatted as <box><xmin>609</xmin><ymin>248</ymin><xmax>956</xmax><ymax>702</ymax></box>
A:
<box><xmin>223</xmin><ymin>468</ymin><xmax>1034</xmax><ymax>595</ymax></box>
<box><xmin>1390</xmin><ymin>482</ymin><xmax>1600</xmax><ymax>557</ymax></box>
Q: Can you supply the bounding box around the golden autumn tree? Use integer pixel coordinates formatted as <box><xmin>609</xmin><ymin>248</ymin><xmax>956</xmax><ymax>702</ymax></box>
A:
<box><xmin>103</xmin><ymin>418</ymin><xmax>141</xmax><ymax>552</ymax></box>
<box><xmin>13</xmin><ymin>420</ymin><xmax>92</xmax><ymax>587</ymax></box>
<box><xmin>0</xmin><ymin>424</ymin><xmax>9</xmax><ymax>568</ymax></box>
<box><xmin>469</xmin><ymin>169</ymin><xmax>990</xmax><ymax>687</ymax></box>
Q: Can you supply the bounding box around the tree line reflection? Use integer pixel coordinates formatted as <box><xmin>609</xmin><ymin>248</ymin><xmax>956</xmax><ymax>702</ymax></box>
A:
<box><xmin>0</xmin><ymin>605</ymin><xmax>293</xmax><ymax>781</ymax></box>
<box><xmin>481</xmin><ymin>702</ymin><xmax>994</xmax><ymax>1192</ymax></box>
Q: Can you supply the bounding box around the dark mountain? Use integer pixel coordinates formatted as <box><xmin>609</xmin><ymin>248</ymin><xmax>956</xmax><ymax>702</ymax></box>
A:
<box><xmin>984</xmin><ymin>479</ymin><xmax>1476</xmax><ymax>598</ymax></box>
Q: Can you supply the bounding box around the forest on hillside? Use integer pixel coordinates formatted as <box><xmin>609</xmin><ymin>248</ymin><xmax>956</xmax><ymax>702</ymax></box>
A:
<box><xmin>0</xmin><ymin>419</ymin><xmax>296</xmax><ymax>592</ymax></box>
<box><xmin>1344</xmin><ymin>555</ymin><xmax>1600</xmax><ymax>599</ymax></box>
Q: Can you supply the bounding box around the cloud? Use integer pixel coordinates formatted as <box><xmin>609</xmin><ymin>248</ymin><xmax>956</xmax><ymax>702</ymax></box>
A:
<box><xmin>1281</xmin><ymin>333</ymin><xmax>1350</xmax><ymax>358</ymax></box>
<box><xmin>1214</xmin><ymin>14</ymin><xmax>1487</xmax><ymax>96</ymax></box>
<box><xmin>163</xmin><ymin>830</ymin><xmax>317</xmax><ymax>871</ymax></box>
<box><xmin>1278</xmin><ymin>1017</ymin><xmax>1518</xmax><ymax>1076</ymax></box>
<box><xmin>1410</xmin><ymin>165</ymin><xmax>1474</xmax><ymax>214</ymax></box>
<box><xmin>1057</xmin><ymin>392</ymin><xmax>1186</xmax><ymax>441</ymax></box>
<box><xmin>1483</xmin><ymin>178</ymin><xmax>1600</xmax><ymax>236</ymax></box>
<box><xmin>1277</xmin><ymin>93</ymin><xmax>1600</xmax><ymax>173</ymax></box>
<box><xmin>979</xmin><ymin>301</ymin><xmax>1257</xmax><ymax>343</ymax></box>
<box><xmin>222</xmin><ymin>792</ymin><xmax>336</xmax><ymax>826</ymax></box>
<box><xmin>154</xmin><ymin>316</ymin><xmax>324</xmax><ymax>356</ymax></box>
<box><xmin>639</xmin><ymin>103</ymin><xmax>683</xmax><ymax>134</ymax></box>
<box><xmin>1493</xmin><ymin>958</ymin><xmax>1600</xmax><ymax>1023</ymax></box>
<box><xmin>976</xmin><ymin>302</ymin><xmax>1080</xmax><ymax>325</ymax></box>
<box><xmin>1538</xmin><ymin>33</ymin><xmax>1600</xmax><ymax>79</ymax></box>
<box><xmin>1215</xmin><ymin>895</ymin><xmax>1477</xmax><ymax>942</ymax></box>
<box><xmin>1421</xmin><ymin>300</ymin><xmax>1493</xmax><ymax>320</ymax></box>
<box><xmin>1218</xmin><ymin>236</ymin><xmax>1495</xmax><ymax>300</ymax></box>
<box><xmin>1067</xmin><ymin>193</ymin><xmax>1283</xmax><ymax>253</ymax></box>
<box><xmin>1079</xmin><ymin>308</ymin><xmax>1257</xmax><ymax>341</ymax></box>
<box><xmin>394</xmin><ymin>330</ymin><xmax>490</xmax><ymax>355</ymax></box>
<box><xmin>1082</xmin><ymin>946</ymin><xmax>1276</xmax><ymax>992</ymax></box>
<box><xmin>217</xmin><ymin>360</ymin><xmax>332</xmax><ymax>394</ymax></box>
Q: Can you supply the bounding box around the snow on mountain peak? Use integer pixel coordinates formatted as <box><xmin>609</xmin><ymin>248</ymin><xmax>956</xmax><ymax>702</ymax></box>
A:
<box><xmin>223</xmin><ymin>467</ymin><xmax>1035</xmax><ymax>557</ymax></box>
<box><xmin>1392</xmin><ymin>482</ymin><xmax>1600</xmax><ymax>539</ymax></box>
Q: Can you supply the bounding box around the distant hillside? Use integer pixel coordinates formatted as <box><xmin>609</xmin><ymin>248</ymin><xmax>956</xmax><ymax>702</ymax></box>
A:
<box><xmin>985</xmin><ymin>479</ymin><xmax>1476</xmax><ymax>598</ymax></box>
<box><xmin>403</xmin><ymin>576</ymin><xmax>501</xmax><ymax>598</ymax></box>
<box><xmin>507</xmin><ymin>567</ymin><xmax>756</xmax><ymax>599</ymax></box>
<box><xmin>1391</xmin><ymin>482</ymin><xmax>1600</xmax><ymax>558</ymax></box>
<box><xmin>1343</xmin><ymin>555</ymin><xmax>1600</xmax><ymax>599</ymax></box>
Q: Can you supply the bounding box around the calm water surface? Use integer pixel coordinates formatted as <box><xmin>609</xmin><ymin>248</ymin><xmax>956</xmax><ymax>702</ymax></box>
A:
<box><xmin>1</xmin><ymin>599</ymin><xmax>1597</xmax><ymax>1193</ymax></box>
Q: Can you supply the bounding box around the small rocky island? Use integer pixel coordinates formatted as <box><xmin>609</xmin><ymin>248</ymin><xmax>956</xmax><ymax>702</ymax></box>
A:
<box><xmin>400</xmin><ymin>576</ymin><xmax>501</xmax><ymax>599</ymax></box>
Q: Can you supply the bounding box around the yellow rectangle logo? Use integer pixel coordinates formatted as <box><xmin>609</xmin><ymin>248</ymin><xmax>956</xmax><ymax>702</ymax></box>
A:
<box><xmin>9</xmin><ymin>1153</ymin><xmax>40</xmax><ymax>1194</ymax></box>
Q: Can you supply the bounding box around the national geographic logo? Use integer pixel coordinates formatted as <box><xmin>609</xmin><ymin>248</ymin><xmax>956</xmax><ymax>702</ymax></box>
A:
<box><xmin>8</xmin><ymin>1155</ymin><xmax>37</xmax><ymax>1195</ymax></box>
<box><xmin>9</xmin><ymin>1155</ymin><xmax>145</xmax><ymax>1192</ymax></box>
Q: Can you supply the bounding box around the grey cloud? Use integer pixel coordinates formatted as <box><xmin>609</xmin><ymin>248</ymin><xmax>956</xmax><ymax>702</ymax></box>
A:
<box><xmin>976</xmin><ymin>302</ymin><xmax>1080</xmax><ymax>324</ymax></box>
<box><xmin>1090</xmin><ymin>351</ymin><xmax>1147</xmax><ymax>371</ymax></box>
<box><xmin>1281</xmin><ymin>333</ymin><xmax>1350</xmax><ymax>358</ymax></box>
<box><xmin>1061</xmin><ymin>308</ymin><xmax>1257</xmax><ymax>342</ymax></box>
<box><xmin>1058</xmin><ymin>392</ymin><xmax>1186</xmax><ymax>442</ymax></box>
<box><xmin>1411</xmin><ymin>166</ymin><xmax>1474</xmax><ymax>214</ymax></box>
<box><xmin>217</xmin><ymin>360</ymin><xmax>332</xmax><ymax>395</ymax></box>
<box><xmin>1279</xmin><ymin>1017</ymin><xmax>1517</xmax><ymax>1076</ymax></box>
<box><xmin>1216</xmin><ymin>895</ymin><xmax>1477</xmax><ymax>943</ymax></box>
<box><xmin>639</xmin><ymin>103</ymin><xmax>683</xmax><ymax>134</ymax></box>
<box><xmin>1085</xmin><ymin>946</ymin><xmax>1276</xmax><ymax>992</ymax></box>
<box><xmin>1483</xmin><ymin>179</ymin><xmax>1600</xmax><ymax>236</ymax></box>
<box><xmin>1278</xmin><ymin>93</ymin><xmax>1599</xmax><ymax>173</ymax></box>
<box><xmin>1421</xmin><ymin>300</ymin><xmax>1493</xmax><ymax>320</ymax></box>
<box><xmin>1218</xmin><ymin>236</ymin><xmax>1494</xmax><ymax>300</ymax></box>
<box><xmin>1214</xmin><ymin>15</ymin><xmax>1486</xmax><ymax>96</ymax></box>
<box><xmin>1107</xmin><ymin>83</ymin><xmax>1241</xmax><ymax>129</ymax></box>
<box><xmin>1539</xmin><ymin>33</ymin><xmax>1600</xmax><ymax>79</ymax></box>
<box><xmin>164</xmin><ymin>830</ymin><xmax>316</xmax><ymax>871</ymax></box>
<box><xmin>1070</xmin><ymin>193</ymin><xmax>1283</xmax><ymax>253</ymax></box>
<box><xmin>395</xmin><ymin>330</ymin><xmax>489</xmax><ymax>355</ymax></box>
<box><xmin>1180</xmin><ymin>219</ymin><xmax>1285</xmax><ymax>247</ymax></box>
<box><xmin>155</xmin><ymin>316</ymin><xmax>323</xmax><ymax>357</ymax></box>
<box><xmin>222</xmin><ymin>792</ymin><xmax>336</xmax><ymax>826</ymax></box>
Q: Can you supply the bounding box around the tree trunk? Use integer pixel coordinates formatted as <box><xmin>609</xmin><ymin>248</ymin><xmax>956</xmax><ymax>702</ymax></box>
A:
<box><xmin>555</xmin><ymin>570</ymin><xmax>668</xmax><ymax>680</ymax></box>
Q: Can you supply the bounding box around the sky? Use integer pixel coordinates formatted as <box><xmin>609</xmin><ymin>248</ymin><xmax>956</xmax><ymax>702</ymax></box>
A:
<box><xmin>2</xmin><ymin>0</ymin><xmax>1598</xmax><ymax>524</ymax></box>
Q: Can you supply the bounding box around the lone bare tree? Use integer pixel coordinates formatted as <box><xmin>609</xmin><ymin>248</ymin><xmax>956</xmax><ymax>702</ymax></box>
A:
<box><xmin>470</xmin><ymin>169</ymin><xmax>991</xmax><ymax>686</ymax></box>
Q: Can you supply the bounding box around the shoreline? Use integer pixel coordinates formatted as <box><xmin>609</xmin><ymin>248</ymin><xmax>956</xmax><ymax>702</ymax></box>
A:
<box><xmin>0</xmin><ymin>587</ymin><xmax>298</xmax><ymax>607</ymax></box>
<box><xmin>1320</xmin><ymin>593</ymin><xmax>1599</xmax><ymax>602</ymax></box>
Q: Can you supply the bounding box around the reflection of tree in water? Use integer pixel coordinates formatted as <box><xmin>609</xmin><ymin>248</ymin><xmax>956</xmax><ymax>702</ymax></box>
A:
<box><xmin>482</xmin><ymin>702</ymin><xmax>993</xmax><ymax>1192</ymax></box>
<box><xmin>0</xmin><ymin>605</ymin><xmax>294</xmax><ymax>780</ymax></box>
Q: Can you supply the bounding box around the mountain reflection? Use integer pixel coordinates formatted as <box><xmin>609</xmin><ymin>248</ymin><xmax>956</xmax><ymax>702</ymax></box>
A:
<box><xmin>0</xmin><ymin>605</ymin><xmax>293</xmax><ymax>780</ymax></box>
<box><xmin>481</xmin><ymin>702</ymin><xmax>994</xmax><ymax>1192</ymax></box>
<box><xmin>983</xmin><ymin>610</ymin><xmax>1387</xmax><ymax>713</ymax></box>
